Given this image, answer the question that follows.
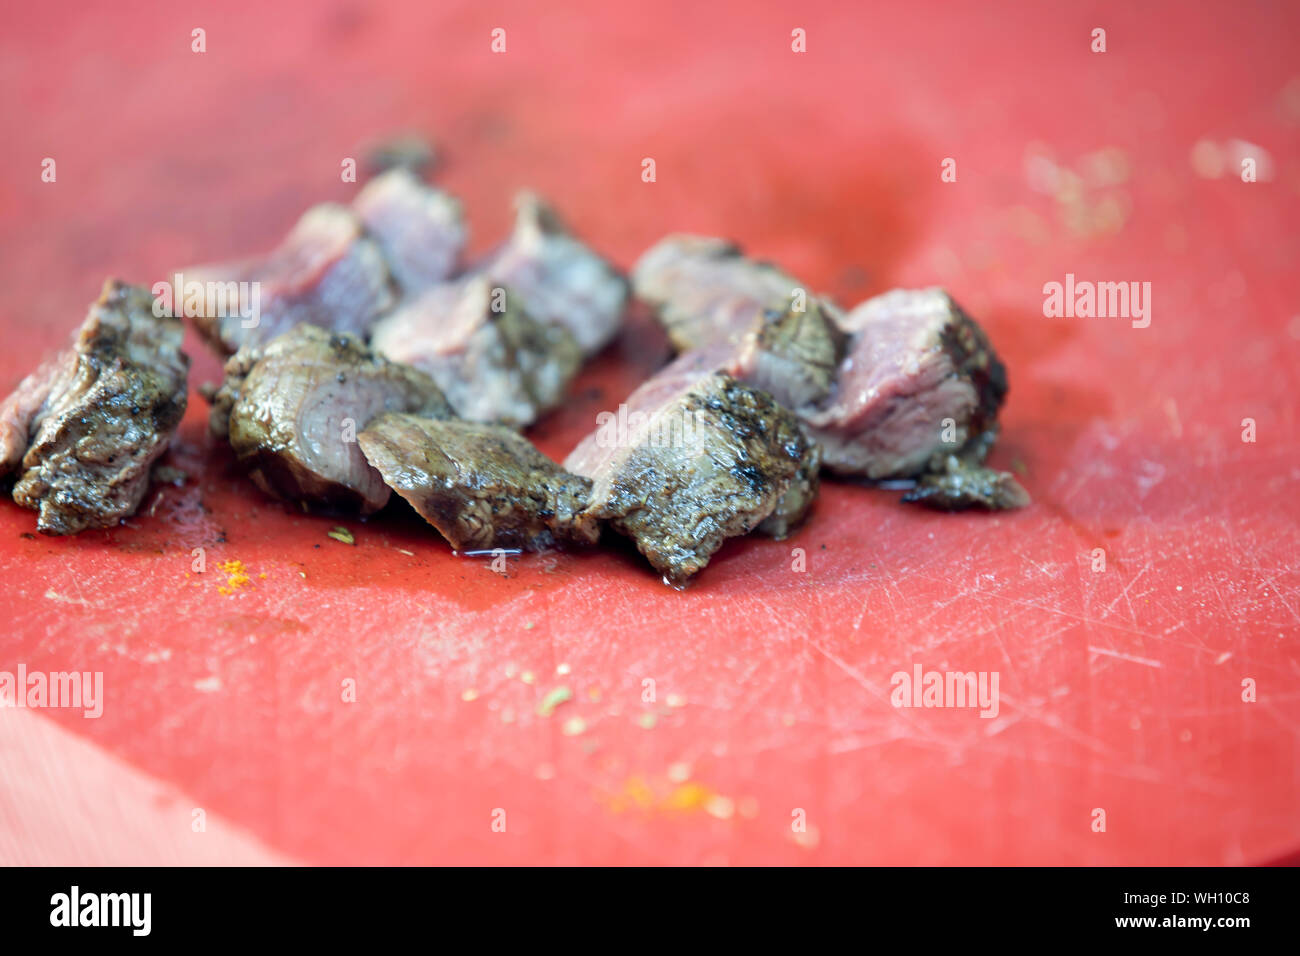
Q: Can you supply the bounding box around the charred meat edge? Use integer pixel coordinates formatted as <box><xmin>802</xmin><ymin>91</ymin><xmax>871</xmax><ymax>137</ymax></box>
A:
<box><xmin>566</xmin><ymin>367</ymin><xmax>813</xmax><ymax>586</ymax></box>
<box><xmin>358</xmin><ymin>413</ymin><xmax>599</xmax><ymax>552</ymax></box>
<box><xmin>0</xmin><ymin>279</ymin><xmax>189</xmax><ymax>535</ymax></box>
<box><xmin>368</xmin><ymin>277</ymin><xmax>582</xmax><ymax>428</ymax></box>
<box><xmin>210</xmin><ymin>325</ymin><xmax>452</xmax><ymax>514</ymax></box>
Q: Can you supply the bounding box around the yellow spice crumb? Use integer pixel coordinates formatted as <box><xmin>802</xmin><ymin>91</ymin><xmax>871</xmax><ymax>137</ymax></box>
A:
<box><xmin>215</xmin><ymin>559</ymin><xmax>253</xmax><ymax>596</ymax></box>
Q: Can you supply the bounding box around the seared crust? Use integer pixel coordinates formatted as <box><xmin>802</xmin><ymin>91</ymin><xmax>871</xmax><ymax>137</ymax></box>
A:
<box><xmin>359</xmin><ymin>414</ymin><xmax>599</xmax><ymax>551</ymax></box>
<box><xmin>3</xmin><ymin>279</ymin><xmax>189</xmax><ymax>534</ymax></box>
<box><xmin>566</xmin><ymin>362</ymin><xmax>814</xmax><ymax>586</ymax></box>
<box><xmin>211</xmin><ymin>325</ymin><xmax>452</xmax><ymax>514</ymax></box>
<box><xmin>369</xmin><ymin>278</ymin><xmax>582</xmax><ymax>428</ymax></box>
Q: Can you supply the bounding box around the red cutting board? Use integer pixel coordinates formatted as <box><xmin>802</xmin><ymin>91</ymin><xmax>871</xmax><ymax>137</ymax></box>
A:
<box><xmin>0</xmin><ymin>0</ymin><xmax>1297</xmax><ymax>865</ymax></box>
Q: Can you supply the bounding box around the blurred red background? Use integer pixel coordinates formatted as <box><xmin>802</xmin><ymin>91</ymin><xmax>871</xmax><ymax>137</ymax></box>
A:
<box><xmin>0</xmin><ymin>0</ymin><xmax>1297</xmax><ymax>864</ymax></box>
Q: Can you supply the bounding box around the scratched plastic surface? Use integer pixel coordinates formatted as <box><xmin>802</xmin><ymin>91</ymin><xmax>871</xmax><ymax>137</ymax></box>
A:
<box><xmin>1</xmin><ymin>1</ymin><xmax>1297</xmax><ymax>865</ymax></box>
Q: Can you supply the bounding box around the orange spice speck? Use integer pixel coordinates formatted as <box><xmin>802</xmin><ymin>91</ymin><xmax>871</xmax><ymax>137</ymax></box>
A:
<box><xmin>216</xmin><ymin>560</ymin><xmax>252</xmax><ymax>596</ymax></box>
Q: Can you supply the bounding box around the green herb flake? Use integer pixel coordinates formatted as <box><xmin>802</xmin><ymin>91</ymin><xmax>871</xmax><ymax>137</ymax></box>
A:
<box><xmin>327</xmin><ymin>527</ymin><xmax>355</xmax><ymax>545</ymax></box>
<box><xmin>536</xmin><ymin>685</ymin><xmax>573</xmax><ymax>717</ymax></box>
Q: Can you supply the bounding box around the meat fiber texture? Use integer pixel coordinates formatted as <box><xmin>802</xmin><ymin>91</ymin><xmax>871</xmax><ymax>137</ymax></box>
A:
<box><xmin>730</xmin><ymin>296</ymin><xmax>846</xmax><ymax>413</ymax></box>
<box><xmin>187</xmin><ymin>169</ymin><xmax>467</xmax><ymax>354</ymax></box>
<box><xmin>633</xmin><ymin>234</ymin><xmax>844</xmax><ymax>352</ymax></box>
<box><xmin>0</xmin><ymin>279</ymin><xmax>189</xmax><ymax>534</ymax></box>
<box><xmin>805</xmin><ymin>287</ymin><xmax>1008</xmax><ymax>479</ymax></box>
<box><xmin>368</xmin><ymin>193</ymin><xmax>624</xmax><ymax>422</ymax></box>
<box><xmin>188</xmin><ymin>174</ymin><xmax>620</xmax><ymax>437</ymax></box>
<box><xmin>187</xmin><ymin>204</ymin><xmax>395</xmax><ymax>354</ymax></box>
<box><xmin>369</xmin><ymin>277</ymin><xmax>582</xmax><ymax>428</ymax></box>
<box><xmin>633</xmin><ymin>235</ymin><xmax>1027</xmax><ymax>506</ymax></box>
<box><xmin>565</xmin><ymin>353</ymin><xmax>817</xmax><ymax>586</ymax></box>
<box><xmin>352</xmin><ymin>167</ymin><xmax>466</xmax><ymax>294</ymax></box>
<box><xmin>476</xmin><ymin>192</ymin><xmax>628</xmax><ymax>357</ymax></box>
<box><xmin>209</xmin><ymin>325</ymin><xmax>453</xmax><ymax>514</ymax></box>
<box><xmin>636</xmin><ymin>244</ymin><xmax>848</xmax><ymax>414</ymax></box>
<box><xmin>358</xmin><ymin>413</ymin><xmax>600</xmax><ymax>552</ymax></box>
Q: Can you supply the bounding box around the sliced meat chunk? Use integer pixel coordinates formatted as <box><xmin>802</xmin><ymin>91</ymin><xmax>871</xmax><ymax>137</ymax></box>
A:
<box><xmin>564</xmin><ymin>355</ymin><xmax>816</xmax><ymax>586</ymax></box>
<box><xmin>737</xmin><ymin>296</ymin><xmax>847</xmax><ymax>412</ymax></box>
<box><xmin>1</xmin><ymin>279</ymin><xmax>189</xmax><ymax>535</ymax></box>
<box><xmin>477</xmin><ymin>192</ymin><xmax>628</xmax><ymax>356</ymax></box>
<box><xmin>634</xmin><ymin>239</ymin><xmax>1021</xmax><ymax>497</ymax></box>
<box><xmin>369</xmin><ymin>277</ymin><xmax>582</xmax><ymax>427</ymax></box>
<box><xmin>583</xmin><ymin>339</ymin><xmax>823</xmax><ymax>541</ymax></box>
<box><xmin>632</xmin><ymin>234</ymin><xmax>808</xmax><ymax>351</ymax></box>
<box><xmin>358</xmin><ymin>413</ymin><xmax>599</xmax><ymax>552</ymax></box>
<box><xmin>635</xmin><ymin>301</ymin><xmax>844</xmax><ymax>422</ymax></box>
<box><xmin>632</xmin><ymin>235</ymin><xmax>847</xmax><ymax>410</ymax></box>
<box><xmin>803</xmin><ymin>288</ymin><xmax>1010</xmax><ymax>480</ymax></box>
<box><xmin>188</xmin><ymin>203</ymin><xmax>395</xmax><ymax>354</ymax></box>
<box><xmin>352</xmin><ymin>167</ymin><xmax>466</xmax><ymax>293</ymax></box>
<box><xmin>210</xmin><ymin>325</ymin><xmax>452</xmax><ymax>514</ymax></box>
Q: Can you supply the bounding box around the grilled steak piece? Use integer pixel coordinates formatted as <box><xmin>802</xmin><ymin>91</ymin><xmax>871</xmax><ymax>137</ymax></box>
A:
<box><xmin>369</xmin><ymin>277</ymin><xmax>582</xmax><ymax>427</ymax></box>
<box><xmin>564</xmin><ymin>354</ymin><xmax>816</xmax><ymax>586</ymax></box>
<box><xmin>901</xmin><ymin>454</ymin><xmax>1030</xmax><ymax>511</ymax></box>
<box><xmin>633</xmin><ymin>234</ymin><xmax>808</xmax><ymax>351</ymax></box>
<box><xmin>209</xmin><ymin>325</ymin><xmax>452</xmax><ymax>514</ymax></box>
<box><xmin>635</xmin><ymin>239</ymin><xmax>1024</xmax><ymax>503</ymax></box>
<box><xmin>352</xmin><ymin>168</ymin><xmax>466</xmax><ymax>293</ymax></box>
<box><xmin>189</xmin><ymin>170</ymin><xmax>466</xmax><ymax>354</ymax></box>
<box><xmin>358</xmin><ymin>413</ymin><xmax>600</xmax><ymax>552</ymax></box>
<box><xmin>476</xmin><ymin>192</ymin><xmax>628</xmax><ymax>356</ymax></box>
<box><xmin>0</xmin><ymin>280</ymin><xmax>189</xmax><ymax>535</ymax></box>
<box><xmin>803</xmin><ymin>288</ymin><xmax>1011</xmax><ymax>480</ymax></box>
<box><xmin>732</xmin><ymin>296</ymin><xmax>847</xmax><ymax>412</ymax></box>
<box><xmin>188</xmin><ymin>203</ymin><xmax>395</xmax><ymax>354</ymax></box>
<box><xmin>632</xmin><ymin>235</ymin><xmax>847</xmax><ymax>411</ymax></box>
